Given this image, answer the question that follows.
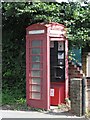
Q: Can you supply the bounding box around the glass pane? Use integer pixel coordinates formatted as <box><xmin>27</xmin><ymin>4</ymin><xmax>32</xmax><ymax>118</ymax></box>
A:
<box><xmin>32</xmin><ymin>63</ymin><xmax>40</xmax><ymax>69</ymax></box>
<box><xmin>32</xmin><ymin>48</ymin><xmax>41</xmax><ymax>54</ymax></box>
<box><xmin>31</xmin><ymin>71</ymin><xmax>40</xmax><ymax>77</ymax></box>
<box><xmin>32</xmin><ymin>56</ymin><xmax>40</xmax><ymax>62</ymax></box>
<box><xmin>32</xmin><ymin>93</ymin><xmax>41</xmax><ymax>99</ymax></box>
<box><xmin>32</xmin><ymin>85</ymin><xmax>40</xmax><ymax>92</ymax></box>
<box><xmin>32</xmin><ymin>78</ymin><xmax>41</xmax><ymax>84</ymax></box>
<box><xmin>32</xmin><ymin>40</ymin><xmax>41</xmax><ymax>47</ymax></box>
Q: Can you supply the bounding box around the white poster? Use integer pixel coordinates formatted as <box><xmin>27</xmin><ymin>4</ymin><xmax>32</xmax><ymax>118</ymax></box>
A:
<box><xmin>50</xmin><ymin>89</ymin><xmax>54</xmax><ymax>97</ymax></box>
<box><xmin>58</xmin><ymin>53</ymin><xmax>64</xmax><ymax>59</ymax></box>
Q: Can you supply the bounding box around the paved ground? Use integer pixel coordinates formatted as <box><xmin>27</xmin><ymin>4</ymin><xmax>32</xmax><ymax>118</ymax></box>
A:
<box><xmin>0</xmin><ymin>110</ymin><xmax>87</xmax><ymax>119</ymax></box>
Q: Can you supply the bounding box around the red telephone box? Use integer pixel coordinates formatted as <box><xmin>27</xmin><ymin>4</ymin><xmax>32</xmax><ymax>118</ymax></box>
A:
<box><xmin>26</xmin><ymin>22</ymin><xmax>68</xmax><ymax>110</ymax></box>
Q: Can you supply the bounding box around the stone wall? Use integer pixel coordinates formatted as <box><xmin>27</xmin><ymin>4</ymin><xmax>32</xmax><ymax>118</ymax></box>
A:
<box><xmin>70</xmin><ymin>78</ymin><xmax>82</xmax><ymax>116</ymax></box>
<box><xmin>87</xmin><ymin>78</ymin><xmax>90</xmax><ymax>110</ymax></box>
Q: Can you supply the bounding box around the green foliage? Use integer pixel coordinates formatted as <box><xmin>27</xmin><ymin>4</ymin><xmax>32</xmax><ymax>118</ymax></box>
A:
<box><xmin>2</xmin><ymin>2</ymin><xmax>90</xmax><ymax>104</ymax></box>
<box><xmin>2</xmin><ymin>90</ymin><xmax>15</xmax><ymax>105</ymax></box>
<box><xmin>2</xmin><ymin>87</ymin><xmax>25</xmax><ymax>105</ymax></box>
<box><xmin>16</xmin><ymin>98</ymin><xmax>26</xmax><ymax>104</ymax></box>
<box><xmin>2</xmin><ymin>2</ymin><xmax>90</xmax><ymax>47</ymax></box>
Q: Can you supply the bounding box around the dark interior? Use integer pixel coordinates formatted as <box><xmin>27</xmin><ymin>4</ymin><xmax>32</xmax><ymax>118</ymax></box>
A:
<box><xmin>50</xmin><ymin>41</ymin><xmax>65</xmax><ymax>82</ymax></box>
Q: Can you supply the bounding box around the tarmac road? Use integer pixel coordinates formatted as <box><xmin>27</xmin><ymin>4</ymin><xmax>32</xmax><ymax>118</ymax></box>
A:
<box><xmin>0</xmin><ymin>110</ymin><xmax>88</xmax><ymax>119</ymax></box>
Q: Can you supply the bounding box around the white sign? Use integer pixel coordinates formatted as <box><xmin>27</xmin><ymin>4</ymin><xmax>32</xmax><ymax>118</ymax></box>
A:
<box><xmin>50</xmin><ymin>89</ymin><xmax>54</xmax><ymax>97</ymax></box>
<box><xmin>50</xmin><ymin>30</ymin><xmax>66</xmax><ymax>35</ymax></box>
<box><xmin>58</xmin><ymin>53</ymin><xmax>64</xmax><ymax>59</ymax></box>
<box><xmin>28</xmin><ymin>30</ymin><xmax>45</xmax><ymax>34</ymax></box>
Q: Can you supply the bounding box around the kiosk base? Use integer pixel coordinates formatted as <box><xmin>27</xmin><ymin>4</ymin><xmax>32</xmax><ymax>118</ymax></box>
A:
<box><xmin>50</xmin><ymin>82</ymin><xmax>65</xmax><ymax>106</ymax></box>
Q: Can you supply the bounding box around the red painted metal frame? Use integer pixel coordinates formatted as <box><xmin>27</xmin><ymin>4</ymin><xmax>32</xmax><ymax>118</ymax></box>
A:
<box><xmin>26</xmin><ymin>24</ymin><xmax>50</xmax><ymax>110</ymax></box>
<box><xmin>65</xmin><ymin>39</ymin><xmax>69</xmax><ymax>98</ymax></box>
<box><xmin>26</xmin><ymin>22</ymin><xmax>68</xmax><ymax>110</ymax></box>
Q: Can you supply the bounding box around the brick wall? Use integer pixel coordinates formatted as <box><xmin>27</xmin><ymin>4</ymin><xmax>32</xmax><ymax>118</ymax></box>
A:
<box><xmin>69</xmin><ymin>61</ymin><xmax>84</xmax><ymax>79</ymax></box>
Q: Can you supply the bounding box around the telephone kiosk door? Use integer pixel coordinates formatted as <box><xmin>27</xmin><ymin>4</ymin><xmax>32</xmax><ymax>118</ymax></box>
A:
<box><xmin>50</xmin><ymin>41</ymin><xmax>65</xmax><ymax>105</ymax></box>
